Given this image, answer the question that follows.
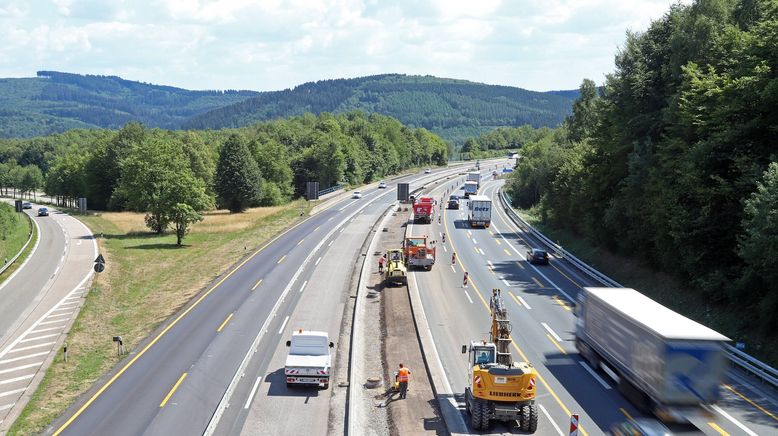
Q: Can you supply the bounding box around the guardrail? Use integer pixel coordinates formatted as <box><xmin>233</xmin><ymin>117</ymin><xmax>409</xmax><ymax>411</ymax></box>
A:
<box><xmin>318</xmin><ymin>184</ymin><xmax>344</xmax><ymax>197</ymax></box>
<box><xmin>497</xmin><ymin>189</ymin><xmax>778</xmax><ymax>390</ymax></box>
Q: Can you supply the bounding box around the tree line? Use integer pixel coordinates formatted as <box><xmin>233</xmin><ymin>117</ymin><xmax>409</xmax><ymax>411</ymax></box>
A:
<box><xmin>505</xmin><ymin>0</ymin><xmax>778</xmax><ymax>337</ymax></box>
<box><xmin>0</xmin><ymin>111</ymin><xmax>448</xmax><ymax>244</ymax></box>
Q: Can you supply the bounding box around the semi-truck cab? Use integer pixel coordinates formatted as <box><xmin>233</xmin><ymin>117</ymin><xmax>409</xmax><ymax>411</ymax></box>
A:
<box><xmin>463</xmin><ymin>181</ymin><xmax>478</xmax><ymax>198</ymax></box>
<box><xmin>413</xmin><ymin>196</ymin><xmax>435</xmax><ymax>224</ymax></box>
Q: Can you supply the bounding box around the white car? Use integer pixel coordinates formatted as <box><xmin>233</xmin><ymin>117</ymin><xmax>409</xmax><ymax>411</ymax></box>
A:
<box><xmin>352</xmin><ymin>191</ymin><xmax>362</xmax><ymax>199</ymax></box>
<box><xmin>425</xmin><ymin>168</ymin><xmax>432</xmax><ymax>174</ymax></box>
<box><xmin>378</xmin><ymin>181</ymin><xmax>387</xmax><ymax>189</ymax></box>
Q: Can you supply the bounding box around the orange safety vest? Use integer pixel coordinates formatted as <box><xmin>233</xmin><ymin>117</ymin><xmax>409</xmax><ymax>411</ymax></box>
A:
<box><xmin>397</xmin><ymin>368</ymin><xmax>410</xmax><ymax>382</ymax></box>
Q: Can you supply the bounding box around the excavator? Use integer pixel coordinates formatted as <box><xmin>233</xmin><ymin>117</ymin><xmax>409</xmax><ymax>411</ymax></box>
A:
<box><xmin>462</xmin><ymin>288</ymin><xmax>539</xmax><ymax>432</ymax></box>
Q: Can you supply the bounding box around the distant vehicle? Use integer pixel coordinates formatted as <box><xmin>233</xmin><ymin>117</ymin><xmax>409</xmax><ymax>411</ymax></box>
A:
<box><xmin>463</xmin><ymin>181</ymin><xmax>478</xmax><ymax>198</ymax></box>
<box><xmin>468</xmin><ymin>195</ymin><xmax>491</xmax><ymax>228</ymax></box>
<box><xmin>378</xmin><ymin>180</ymin><xmax>387</xmax><ymax>189</ymax></box>
<box><xmin>22</xmin><ymin>202</ymin><xmax>32</xmax><ymax>209</ymax></box>
<box><xmin>576</xmin><ymin>287</ymin><xmax>730</xmax><ymax>423</ymax></box>
<box><xmin>37</xmin><ymin>207</ymin><xmax>49</xmax><ymax>216</ymax></box>
<box><xmin>425</xmin><ymin>168</ymin><xmax>432</xmax><ymax>174</ymax></box>
<box><xmin>352</xmin><ymin>191</ymin><xmax>362</xmax><ymax>199</ymax></box>
<box><xmin>526</xmin><ymin>248</ymin><xmax>549</xmax><ymax>265</ymax></box>
<box><xmin>285</xmin><ymin>330</ymin><xmax>334</xmax><ymax>389</ymax></box>
<box><xmin>610</xmin><ymin>418</ymin><xmax>673</xmax><ymax>436</ymax></box>
<box><xmin>447</xmin><ymin>198</ymin><xmax>460</xmax><ymax>210</ymax></box>
<box><xmin>502</xmin><ymin>168</ymin><xmax>514</xmax><ymax>173</ymax></box>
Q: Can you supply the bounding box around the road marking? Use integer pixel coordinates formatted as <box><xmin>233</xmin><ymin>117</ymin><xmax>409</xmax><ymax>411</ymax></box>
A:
<box><xmin>244</xmin><ymin>377</ymin><xmax>262</xmax><ymax>409</ymax></box>
<box><xmin>509</xmin><ymin>292</ymin><xmax>523</xmax><ymax>308</ymax></box>
<box><xmin>501</xmin><ymin>279</ymin><xmax>510</xmax><ymax>287</ymax></box>
<box><xmin>539</xmin><ymin>404</ymin><xmax>565</xmax><ymax>436</ymax></box>
<box><xmin>450</xmin><ymin>265</ymin><xmax>456</xmax><ymax>273</ymax></box>
<box><xmin>707</xmin><ymin>422</ymin><xmax>729</xmax><ymax>436</ymax></box>
<box><xmin>546</xmin><ymin>334</ymin><xmax>567</xmax><ymax>355</ymax></box>
<box><xmin>0</xmin><ymin>351</ymin><xmax>49</xmax><ymax>366</ymax></box>
<box><xmin>251</xmin><ymin>279</ymin><xmax>262</xmax><ymax>291</ymax></box>
<box><xmin>328</xmin><ymin>240</ymin><xmax>333</xmax><ymax>247</ymax></box>
<box><xmin>0</xmin><ymin>387</ymin><xmax>26</xmax><ymax>398</ymax></box>
<box><xmin>471</xmin><ymin>238</ymin><xmax>477</xmax><ymax>245</ymax></box>
<box><xmin>516</xmin><ymin>261</ymin><xmax>525</xmax><ymax>270</ymax></box>
<box><xmin>45</xmin><ymin>312</ymin><xmax>71</xmax><ymax>319</ymax></box>
<box><xmin>37</xmin><ymin>319</ymin><xmax>67</xmax><ymax>326</ymax></box>
<box><xmin>0</xmin><ymin>362</ymin><xmax>42</xmax><ymax>375</ymax></box>
<box><xmin>516</xmin><ymin>295</ymin><xmax>531</xmax><ymax>309</ymax></box>
<box><xmin>467</xmin><ymin>230</ymin><xmax>472</xmax><ymax>237</ymax></box>
<box><xmin>711</xmin><ymin>404</ymin><xmax>758</xmax><ymax>436</ymax></box>
<box><xmin>579</xmin><ymin>361</ymin><xmax>611</xmax><ymax>390</ymax></box>
<box><xmin>478</xmin><ymin>248</ymin><xmax>485</xmax><ymax>256</ymax></box>
<box><xmin>8</xmin><ymin>342</ymin><xmax>57</xmax><ymax>353</ymax></box>
<box><xmin>532</xmin><ymin>276</ymin><xmax>544</xmax><ymax>287</ymax></box>
<box><xmin>503</xmin><ymin>248</ymin><xmax>511</xmax><ymax>256</ymax></box>
<box><xmin>315</xmin><ymin>256</ymin><xmax>322</xmax><ymax>266</ymax></box>
<box><xmin>487</xmin><ymin>260</ymin><xmax>493</xmax><ymax>266</ymax></box>
<box><xmin>29</xmin><ymin>326</ymin><xmax>62</xmax><ymax>334</ymax></box>
<box><xmin>314</xmin><ymin>226</ymin><xmax>321</xmax><ymax>232</ymax></box>
<box><xmin>299</xmin><ymin>280</ymin><xmax>308</xmax><ymax>293</ymax></box>
<box><xmin>443</xmin><ymin>245</ymin><xmax>447</xmax><ymax>252</ymax></box>
<box><xmin>339</xmin><ymin>227</ymin><xmax>344</xmax><ymax>233</ymax></box>
<box><xmin>216</xmin><ymin>313</ymin><xmax>234</xmax><ymax>333</ymax></box>
<box><xmin>552</xmin><ymin>295</ymin><xmax>572</xmax><ymax>311</ymax></box>
<box><xmin>541</xmin><ymin>322</ymin><xmax>562</xmax><ymax>342</ymax></box>
<box><xmin>0</xmin><ymin>403</ymin><xmax>14</xmax><ymax>412</ymax></box>
<box><xmin>494</xmin><ymin>239</ymin><xmax>501</xmax><ymax>245</ymax></box>
<box><xmin>297</xmin><ymin>239</ymin><xmax>304</xmax><ymax>246</ymax></box>
<box><xmin>20</xmin><ymin>333</ymin><xmax>59</xmax><ymax>343</ymax></box>
<box><xmin>619</xmin><ymin>408</ymin><xmax>633</xmax><ymax>420</ymax></box>
<box><xmin>463</xmin><ymin>290</ymin><xmax>473</xmax><ymax>304</ymax></box>
<box><xmin>278</xmin><ymin>316</ymin><xmax>290</xmax><ymax>334</ymax></box>
<box><xmin>159</xmin><ymin>372</ymin><xmax>187</xmax><ymax>408</ymax></box>
<box><xmin>722</xmin><ymin>384</ymin><xmax>778</xmax><ymax>422</ymax></box>
<box><xmin>277</xmin><ymin>255</ymin><xmax>286</xmax><ymax>264</ymax></box>
<box><xmin>0</xmin><ymin>374</ymin><xmax>34</xmax><ymax>385</ymax></box>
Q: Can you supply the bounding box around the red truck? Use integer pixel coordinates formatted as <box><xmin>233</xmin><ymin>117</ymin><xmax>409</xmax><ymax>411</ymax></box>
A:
<box><xmin>413</xmin><ymin>197</ymin><xmax>435</xmax><ymax>224</ymax></box>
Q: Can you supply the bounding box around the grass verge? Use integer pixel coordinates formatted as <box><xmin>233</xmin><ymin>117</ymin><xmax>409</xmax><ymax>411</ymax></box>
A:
<box><xmin>0</xmin><ymin>207</ymin><xmax>34</xmax><ymax>284</ymax></box>
<box><xmin>9</xmin><ymin>200</ymin><xmax>307</xmax><ymax>435</ymax></box>
<box><xmin>518</xmin><ymin>206</ymin><xmax>778</xmax><ymax>368</ymax></box>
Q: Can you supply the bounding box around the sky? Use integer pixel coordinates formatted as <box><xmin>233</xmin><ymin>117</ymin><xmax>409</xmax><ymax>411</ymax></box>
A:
<box><xmin>0</xmin><ymin>0</ymin><xmax>688</xmax><ymax>92</ymax></box>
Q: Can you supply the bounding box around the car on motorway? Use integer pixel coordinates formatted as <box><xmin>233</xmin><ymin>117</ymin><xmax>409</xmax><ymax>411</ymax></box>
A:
<box><xmin>37</xmin><ymin>207</ymin><xmax>49</xmax><ymax>216</ymax></box>
<box><xmin>447</xmin><ymin>198</ymin><xmax>460</xmax><ymax>209</ymax></box>
<box><xmin>378</xmin><ymin>180</ymin><xmax>387</xmax><ymax>189</ymax></box>
<box><xmin>610</xmin><ymin>418</ymin><xmax>673</xmax><ymax>436</ymax></box>
<box><xmin>352</xmin><ymin>191</ymin><xmax>362</xmax><ymax>199</ymax></box>
<box><xmin>22</xmin><ymin>201</ymin><xmax>32</xmax><ymax>209</ymax></box>
<box><xmin>425</xmin><ymin>168</ymin><xmax>432</xmax><ymax>174</ymax></box>
<box><xmin>526</xmin><ymin>248</ymin><xmax>549</xmax><ymax>265</ymax></box>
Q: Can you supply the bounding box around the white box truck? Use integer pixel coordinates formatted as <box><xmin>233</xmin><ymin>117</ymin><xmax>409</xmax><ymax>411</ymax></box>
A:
<box><xmin>463</xmin><ymin>181</ymin><xmax>478</xmax><ymax>198</ymax></box>
<box><xmin>285</xmin><ymin>330</ymin><xmax>334</xmax><ymax>389</ymax></box>
<box><xmin>467</xmin><ymin>171</ymin><xmax>481</xmax><ymax>188</ymax></box>
<box><xmin>468</xmin><ymin>195</ymin><xmax>491</xmax><ymax>228</ymax></box>
<box><xmin>575</xmin><ymin>287</ymin><xmax>730</xmax><ymax>422</ymax></box>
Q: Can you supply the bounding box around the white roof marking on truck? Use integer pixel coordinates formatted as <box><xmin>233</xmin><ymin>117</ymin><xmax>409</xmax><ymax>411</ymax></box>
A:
<box><xmin>585</xmin><ymin>288</ymin><xmax>731</xmax><ymax>341</ymax></box>
<box><xmin>467</xmin><ymin>195</ymin><xmax>490</xmax><ymax>202</ymax></box>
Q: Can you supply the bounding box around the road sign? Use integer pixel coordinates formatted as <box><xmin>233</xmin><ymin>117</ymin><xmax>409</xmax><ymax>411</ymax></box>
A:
<box><xmin>306</xmin><ymin>182</ymin><xmax>320</xmax><ymax>200</ymax></box>
<box><xmin>569</xmin><ymin>414</ymin><xmax>579</xmax><ymax>436</ymax></box>
<box><xmin>397</xmin><ymin>183</ymin><xmax>410</xmax><ymax>202</ymax></box>
<box><xmin>94</xmin><ymin>262</ymin><xmax>105</xmax><ymax>273</ymax></box>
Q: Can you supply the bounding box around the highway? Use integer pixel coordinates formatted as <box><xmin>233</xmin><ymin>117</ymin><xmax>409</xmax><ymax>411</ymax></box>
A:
<box><xmin>409</xmin><ymin>171</ymin><xmax>778</xmax><ymax>435</ymax></box>
<box><xmin>48</xmin><ymin>164</ymin><xmax>473</xmax><ymax>436</ymax></box>
<box><xmin>0</xmin><ymin>203</ymin><xmax>97</xmax><ymax>431</ymax></box>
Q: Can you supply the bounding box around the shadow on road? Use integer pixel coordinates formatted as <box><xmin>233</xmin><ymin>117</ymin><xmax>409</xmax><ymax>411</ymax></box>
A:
<box><xmin>265</xmin><ymin>367</ymin><xmax>323</xmax><ymax>398</ymax></box>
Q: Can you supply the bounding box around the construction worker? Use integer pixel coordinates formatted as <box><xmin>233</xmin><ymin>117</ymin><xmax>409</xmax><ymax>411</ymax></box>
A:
<box><xmin>463</xmin><ymin>271</ymin><xmax>469</xmax><ymax>287</ymax></box>
<box><xmin>397</xmin><ymin>363</ymin><xmax>411</xmax><ymax>399</ymax></box>
<box><xmin>451</xmin><ymin>252</ymin><xmax>457</xmax><ymax>265</ymax></box>
<box><xmin>378</xmin><ymin>255</ymin><xmax>386</xmax><ymax>274</ymax></box>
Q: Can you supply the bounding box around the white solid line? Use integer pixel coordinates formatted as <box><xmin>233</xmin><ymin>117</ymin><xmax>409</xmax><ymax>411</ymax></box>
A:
<box><xmin>579</xmin><ymin>361</ymin><xmax>611</xmax><ymax>390</ymax></box>
<box><xmin>600</xmin><ymin>363</ymin><xmax>620</xmax><ymax>383</ymax></box>
<box><xmin>450</xmin><ymin>265</ymin><xmax>456</xmax><ymax>273</ymax></box>
<box><xmin>487</xmin><ymin>260</ymin><xmax>493</xmax><ymax>266</ymax></box>
<box><xmin>328</xmin><ymin>240</ymin><xmax>333</xmax><ymax>247</ymax></box>
<box><xmin>299</xmin><ymin>280</ymin><xmax>308</xmax><ymax>293</ymax></box>
<box><xmin>463</xmin><ymin>290</ymin><xmax>474</xmax><ymax>304</ymax></box>
<box><xmin>37</xmin><ymin>319</ymin><xmax>67</xmax><ymax>326</ymax></box>
<box><xmin>0</xmin><ymin>374</ymin><xmax>34</xmax><ymax>385</ymax></box>
<box><xmin>56</xmin><ymin>302</ymin><xmax>79</xmax><ymax>309</ymax></box>
<box><xmin>472</xmin><ymin>238</ymin><xmax>477</xmax><ymax>245</ymax></box>
<box><xmin>467</xmin><ymin>231</ymin><xmax>472</xmax><ymax>237</ymax></box>
<box><xmin>244</xmin><ymin>377</ymin><xmax>262</xmax><ymax>409</ymax></box>
<box><xmin>53</xmin><ymin>266</ymin><xmax>60</xmax><ymax>276</ymax></box>
<box><xmin>45</xmin><ymin>312</ymin><xmax>71</xmax><ymax>319</ymax></box>
<box><xmin>539</xmin><ymin>404</ymin><xmax>565</xmax><ymax>436</ymax></box>
<box><xmin>277</xmin><ymin>316</ymin><xmax>290</xmax><ymax>335</ymax></box>
<box><xmin>7</xmin><ymin>342</ymin><xmax>56</xmax><ymax>353</ymax></box>
<box><xmin>315</xmin><ymin>257</ymin><xmax>322</xmax><ymax>266</ymax></box>
<box><xmin>516</xmin><ymin>295</ymin><xmax>531</xmax><ymax>309</ymax></box>
<box><xmin>0</xmin><ymin>403</ymin><xmax>13</xmax><ymax>412</ymax></box>
<box><xmin>50</xmin><ymin>306</ymin><xmax>74</xmax><ymax>314</ymax></box>
<box><xmin>20</xmin><ymin>333</ymin><xmax>59</xmax><ymax>343</ymax></box>
<box><xmin>339</xmin><ymin>228</ymin><xmax>344</xmax><ymax>233</ymax></box>
<box><xmin>0</xmin><ymin>351</ymin><xmax>49</xmax><ymax>366</ymax></box>
<box><xmin>541</xmin><ymin>322</ymin><xmax>563</xmax><ymax>342</ymax></box>
<box><xmin>711</xmin><ymin>404</ymin><xmax>758</xmax><ymax>436</ymax></box>
<box><xmin>501</xmin><ymin>279</ymin><xmax>510</xmax><ymax>287</ymax></box>
<box><xmin>478</xmin><ymin>248</ymin><xmax>485</xmax><ymax>256</ymax></box>
<box><xmin>0</xmin><ymin>362</ymin><xmax>42</xmax><ymax>375</ymax></box>
<box><xmin>0</xmin><ymin>387</ymin><xmax>26</xmax><ymax>398</ymax></box>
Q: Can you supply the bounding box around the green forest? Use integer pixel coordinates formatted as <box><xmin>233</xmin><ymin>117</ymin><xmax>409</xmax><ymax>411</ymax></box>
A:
<box><xmin>505</xmin><ymin>0</ymin><xmax>778</xmax><ymax>341</ymax></box>
<box><xmin>0</xmin><ymin>111</ymin><xmax>448</xmax><ymax>243</ymax></box>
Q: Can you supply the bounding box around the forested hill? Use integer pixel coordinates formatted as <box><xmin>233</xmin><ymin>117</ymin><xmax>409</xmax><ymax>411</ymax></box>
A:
<box><xmin>0</xmin><ymin>71</ymin><xmax>258</xmax><ymax>138</ymax></box>
<box><xmin>183</xmin><ymin>74</ymin><xmax>576</xmax><ymax>143</ymax></box>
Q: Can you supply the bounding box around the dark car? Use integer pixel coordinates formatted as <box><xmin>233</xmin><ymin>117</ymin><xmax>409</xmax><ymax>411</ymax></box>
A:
<box><xmin>447</xmin><ymin>198</ymin><xmax>460</xmax><ymax>209</ymax></box>
<box><xmin>526</xmin><ymin>248</ymin><xmax>549</xmax><ymax>265</ymax></box>
<box><xmin>37</xmin><ymin>207</ymin><xmax>49</xmax><ymax>216</ymax></box>
<box><xmin>610</xmin><ymin>418</ymin><xmax>673</xmax><ymax>436</ymax></box>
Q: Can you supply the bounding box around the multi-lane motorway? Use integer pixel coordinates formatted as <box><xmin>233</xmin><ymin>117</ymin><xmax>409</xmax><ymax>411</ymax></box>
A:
<box><xmin>409</xmin><ymin>171</ymin><xmax>778</xmax><ymax>435</ymax></box>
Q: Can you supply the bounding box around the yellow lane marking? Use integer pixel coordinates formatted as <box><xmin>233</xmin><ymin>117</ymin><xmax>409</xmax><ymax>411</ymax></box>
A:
<box><xmin>546</xmin><ymin>334</ymin><xmax>567</xmax><ymax>355</ymax></box>
<box><xmin>509</xmin><ymin>292</ymin><xmax>523</xmax><ymax>308</ymax></box>
<box><xmin>216</xmin><ymin>313</ymin><xmax>234</xmax><ymax>333</ymax></box>
<box><xmin>297</xmin><ymin>238</ymin><xmax>304</xmax><ymax>246</ymax></box>
<box><xmin>707</xmin><ymin>422</ymin><xmax>729</xmax><ymax>436</ymax></box>
<box><xmin>516</xmin><ymin>261</ymin><xmax>525</xmax><ymax>270</ymax></box>
<box><xmin>444</xmin><ymin>202</ymin><xmax>587</xmax><ymax>436</ymax></box>
<box><xmin>277</xmin><ymin>255</ymin><xmax>286</xmax><ymax>264</ymax></box>
<box><xmin>495</xmin><ymin>239</ymin><xmax>502</xmax><ymax>245</ymax></box>
<box><xmin>487</xmin><ymin>265</ymin><xmax>495</xmax><ymax>276</ymax></box>
<box><xmin>251</xmin><ymin>279</ymin><xmax>263</xmax><ymax>291</ymax></box>
<box><xmin>503</xmin><ymin>248</ymin><xmax>511</xmax><ymax>256</ymax></box>
<box><xmin>552</xmin><ymin>295</ymin><xmax>572</xmax><ymax>311</ymax></box>
<box><xmin>723</xmin><ymin>384</ymin><xmax>778</xmax><ymax>422</ymax></box>
<box><xmin>473</xmin><ymin>246</ymin><xmax>479</xmax><ymax>254</ymax></box>
<box><xmin>619</xmin><ymin>408</ymin><xmax>633</xmax><ymax>421</ymax></box>
<box><xmin>550</xmin><ymin>263</ymin><xmax>583</xmax><ymax>288</ymax></box>
<box><xmin>159</xmin><ymin>373</ymin><xmax>187</xmax><ymax>408</ymax></box>
<box><xmin>54</xmin><ymin>198</ymin><xmax>318</xmax><ymax>435</ymax></box>
<box><xmin>532</xmin><ymin>276</ymin><xmax>544</xmax><ymax>287</ymax></box>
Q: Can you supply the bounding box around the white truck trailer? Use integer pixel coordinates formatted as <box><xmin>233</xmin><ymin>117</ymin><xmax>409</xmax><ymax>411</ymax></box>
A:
<box><xmin>467</xmin><ymin>195</ymin><xmax>492</xmax><ymax>228</ymax></box>
<box><xmin>575</xmin><ymin>287</ymin><xmax>730</xmax><ymax>422</ymax></box>
<box><xmin>285</xmin><ymin>330</ymin><xmax>334</xmax><ymax>389</ymax></box>
<box><xmin>467</xmin><ymin>171</ymin><xmax>481</xmax><ymax>188</ymax></box>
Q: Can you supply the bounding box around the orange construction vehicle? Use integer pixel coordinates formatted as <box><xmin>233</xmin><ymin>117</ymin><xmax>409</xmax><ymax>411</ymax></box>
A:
<box><xmin>404</xmin><ymin>236</ymin><xmax>436</xmax><ymax>271</ymax></box>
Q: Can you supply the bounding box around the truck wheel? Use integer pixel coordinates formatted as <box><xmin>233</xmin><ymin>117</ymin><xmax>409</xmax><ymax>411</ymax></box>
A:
<box><xmin>520</xmin><ymin>405</ymin><xmax>530</xmax><ymax>432</ymax></box>
<box><xmin>528</xmin><ymin>404</ymin><xmax>538</xmax><ymax>433</ymax></box>
<box><xmin>470</xmin><ymin>400</ymin><xmax>483</xmax><ymax>430</ymax></box>
<box><xmin>478</xmin><ymin>402</ymin><xmax>490</xmax><ymax>430</ymax></box>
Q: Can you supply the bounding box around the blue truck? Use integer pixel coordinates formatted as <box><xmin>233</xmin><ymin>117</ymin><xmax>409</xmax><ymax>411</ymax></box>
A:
<box><xmin>575</xmin><ymin>287</ymin><xmax>730</xmax><ymax>423</ymax></box>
